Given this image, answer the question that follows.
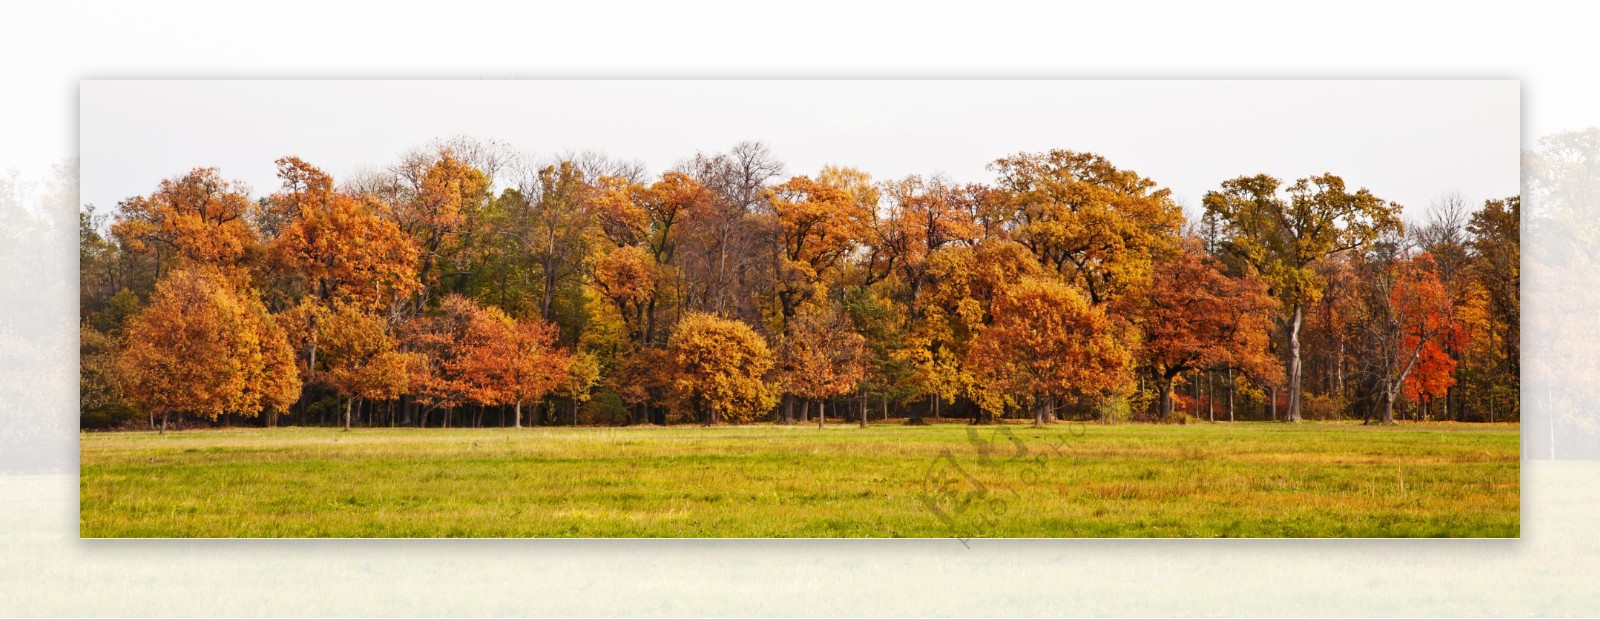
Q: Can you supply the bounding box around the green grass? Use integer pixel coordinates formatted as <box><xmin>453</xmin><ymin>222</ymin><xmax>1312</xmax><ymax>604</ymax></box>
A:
<box><xmin>78</xmin><ymin>421</ymin><xmax>1519</xmax><ymax>538</ymax></box>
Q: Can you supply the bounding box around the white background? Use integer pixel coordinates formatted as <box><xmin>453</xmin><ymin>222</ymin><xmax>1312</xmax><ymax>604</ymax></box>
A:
<box><xmin>3</xmin><ymin>1</ymin><xmax>1597</xmax><ymax>616</ymax></box>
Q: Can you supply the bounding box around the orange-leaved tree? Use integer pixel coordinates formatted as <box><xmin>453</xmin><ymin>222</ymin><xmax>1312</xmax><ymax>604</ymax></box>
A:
<box><xmin>1381</xmin><ymin>252</ymin><xmax>1464</xmax><ymax>423</ymax></box>
<box><xmin>112</xmin><ymin>168</ymin><xmax>260</xmax><ymax>279</ymax></box>
<box><xmin>780</xmin><ymin>303</ymin><xmax>868</xmax><ymax>428</ymax></box>
<box><xmin>120</xmin><ymin>267</ymin><xmax>300</xmax><ymax>433</ymax></box>
<box><xmin>1122</xmin><ymin>239</ymin><xmax>1279</xmax><ymax>418</ymax></box>
<box><xmin>765</xmin><ymin>168</ymin><xmax>874</xmax><ymax>324</ymax></box>
<box><xmin>456</xmin><ymin>304</ymin><xmax>571</xmax><ymax>427</ymax></box>
<box><xmin>401</xmin><ymin>294</ymin><xmax>480</xmax><ymax>426</ymax></box>
<box><xmin>269</xmin><ymin>157</ymin><xmax>421</xmax><ymax>311</ymax></box>
<box><xmin>988</xmin><ymin>150</ymin><xmax>1184</xmax><ymax>305</ymax></box>
<box><xmin>966</xmin><ymin>276</ymin><xmax>1137</xmax><ymax>426</ymax></box>
<box><xmin>906</xmin><ymin>239</ymin><xmax>1045</xmax><ymax>422</ymax></box>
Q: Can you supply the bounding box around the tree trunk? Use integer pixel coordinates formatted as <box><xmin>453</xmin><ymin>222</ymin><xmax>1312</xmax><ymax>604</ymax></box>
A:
<box><xmin>1207</xmin><ymin>371</ymin><xmax>1215</xmax><ymax>422</ymax></box>
<box><xmin>818</xmin><ymin>399</ymin><xmax>825</xmax><ymax>429</ymax></box>
<box><xmin>160</xmin><ymin>410</ymin><xmax>168</xmax><ymax>435</ymax></box>
<box><xmin>783</xmin><ymin>394</ymin><xmax>795</xmax><ymax>424</ymax></box>
<box><xmin>1033</xmin><ymin>399</ymin><xmax>1045</xmax><ymax>427</ymax></box>
<box><xmin>1192</xmin><ymin>373</ymin><xmax>1201</xmax><ymax>416</ymax></box>
<box><xmin>1381</xmin><ymin>386</ymin><xmax>1397</xmax><ymax>424</ymax></box>
<box><xmin>1226</xmin><ymin>367</ymin><xmax>1235</xmax><ymax>422</ymax></box>
<box><xmin>1158</xmin><ymin>380</ymin><xmax>1174</xmax><ymax>419</ymax></box>
<box><xmin>1285</xmin><ymin>303</ymin><xmax>1305</xmax><ymax>422</ymax></box>
<box><xmin>515</xmin><ymin>400</ymin><xmax>523</xmax><ymax>428</ymax></box>
<box><xmin>859</xmin><ymin>392</ymin><xmax>868</xmax><ymax>429</ymax></box>
<box><xmin>344</xmin><ymin>398</ymin><xmax>353</xmax><ymax>432</ymax></box>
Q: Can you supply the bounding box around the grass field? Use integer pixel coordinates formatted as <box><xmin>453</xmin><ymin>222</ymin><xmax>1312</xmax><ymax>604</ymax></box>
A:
<box><xmin>78</xmin><ymin>421</ymin><xmax>1519</xmax><ymax>538</ymax></box>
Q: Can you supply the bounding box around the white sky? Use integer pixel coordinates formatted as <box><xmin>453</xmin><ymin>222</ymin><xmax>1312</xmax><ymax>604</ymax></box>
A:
<box><xmin>80</xmin><ymin>80</ymin><xmax>1519</xmax><ymax>223</ymax></box>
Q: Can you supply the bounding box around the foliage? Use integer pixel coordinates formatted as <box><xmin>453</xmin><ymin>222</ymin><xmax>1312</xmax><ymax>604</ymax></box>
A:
<box><xmin>780</xmin><ymin>302</ymin><xmax>868</xmax><ymax>402</ymax></box>
<box><xmin>1202</xmin><ymin>173</ymin><xmax>1404</xmax><ymax>422</ymax></box>
<box><xmin>667</xmin><ymin>312</ymin><xmax>778</xmax><ymax>424</ymax></box>
<box><xmin>83</xmin><ymin>142</ymin><xmax>1518</xmax><ymax>429</ymax></box>
<box><xmin>966</xmin><ymin>276</ymin><xmax>1136</xmax><ymax>418</ymax></box>
<box><xmin>118</xmin><ymin>267</ymin><xmax>300</xmax><ymax>427</ymax></box>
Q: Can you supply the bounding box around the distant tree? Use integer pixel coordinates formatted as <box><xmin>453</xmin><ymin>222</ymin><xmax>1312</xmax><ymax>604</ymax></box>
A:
<box><xmin>556</xmin><ymin>350</ymin><xmax>601</xmax><ymax>425</ymax></box>
<box><xmin>667</xmin><ymin>312</ymin><xmax>777</xmax><ymax>425</ymax></box>
<box><xmin>988</xmin><ymin>150</ymin><xmax>1185</xmax><ymax>305</ymax></box>
<box><xmin>269</xmin><ymin>157</ymin><xmax>421</xmax><ymax>311</ymax></box>
<box><xmin>401</xmin><ymin>294</ymin><xmax>480</xmax><ymax>425</ymax></box>
<box><xmin>766</xmin><ymin>169</ymin><xmax>873</xmax><ymax>325</ymax></box>
<box><xmin>866</xmin><ymin>174</ymin><xmax>981</xmax><ymax>294</ymax></box>
<box><xmin>111</xmin><ymin>168</ymin><xmax>259</xmax><ymax>278</ymax></box>
<box><xmin>456</xmin><ymin>304</ymin><xmax>570</xmax><ymax>427</ymax></box>
<box><xmin>967</xmin><ymin>276</ymin><xmax>1137</xmax><ymax>426</ymax></box>
<box><xmin>1373</xmin><ymin>253</ymin><xmax>1463</xmax><ymax>424</ymax></box>
<box><xmin>120</xmin><ymin>267</ymin><xmax>300</xmax><ymax>433</ymax></box>
<box><xmin>1124</xmin><ymin>239</ymin><xmax>1280</xmax><ymax>419</ymax></box>
<box><xmin>780</xmin><ymin>303</ymin><xmax>868</xmax><ymax>428</ymax></box>
<box><xmin>1467</xmin><ymin>196</ymin><xmax>1520</xmax><ymax>381</ymax></box>
<box><xmin>908</xmin><ymin>239</ymin><xmax>1044</xmax><ymax>422</ymax></box>
<box><xmin>1203</xmin><ymin>173</ymin><xmax>1403</xmax><ymax>422</ymax></box>
<box><xmin>520</xmin><ymin>160</ymin><xmax>597</xmax><ymax>320</ymax></box>
<box><xmin>609</xmin><ymin>346</ymin><xmax>674</xmax><ymax>425</ymax></box>
<box><xmin>384</xmin><ymin>149</ymin><xmax>492</xmax><ymax>307</ymax></box>
<box><xmin>320</xmin><ymin>302</ymin><xmax>411</xmax><ymax>431</ymax></box>
<box><xmin>680</xmin><ymin>141</ymin><xmax>784</xmax><ymax>319</ymax></box>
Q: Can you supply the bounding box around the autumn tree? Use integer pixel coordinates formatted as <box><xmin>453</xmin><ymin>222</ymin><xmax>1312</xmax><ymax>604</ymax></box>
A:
<box><xmin>780</xmin><ymin>303</ymin><xmax>868</xmax><ymax>428</ymax></box>
<box><xmin>401</xmin><ymin>294</ymin><xmax>480</xmax><ymax>426</ymax></box>
<box><xmin>589</xmin><ymin>171</ymin><xmax>708</xmax><ymax>344</ymax></box>
<box><xmin>1467</xmin><ymin>196</ymin><xmax>1520</xmax><ymax>387</ymax></box>
<box><xmin>1401</xmin><ymin>327</ymin><xmax>1463</xmax><ymax>418</ymax></box>
<box><xmin>765</xmin><ymin>168</ymin><xmax>874</xmax><ymax>325</ymax></box>
<box><xmin>967</xmin><ymin>276</ymin><xmax>1136</xmax><ymax>426</ymax></box>
<box><xmin>383</xmin><ymin>149</ymin><xmax>492</xmax><ymax>307</ymax></box>
<box><xmin>120</xmin><ymin>267</ymin><xmax>300</xmax><ymax>433</ymax></box>
<box><xmin>1122</xmin><ymin>239</ymin><xmax>1279</xmax><ymax>418</ymax></box>
<box><xmin>907</xmin><ymin>239</ymin><xmax>1045</xmax><ymax>422</ymax></box>
<box><xmin>667</xmin><ymin>312</ymin><xmax>777</xmax><ymax>425</ymax></box>
<box><xmin>269</xmin><ymin>157</ymin><xmax>421</xmax><ymax>311</ymax></box>
<box><xmin>865</xmin><ymin>175</ymin><xmax>981</xmax><ymax>296</ymax></box>
<box><xmin>319</xmin><ymin>302</ymin><xmax>412</xmax><ymax>431</ymax></box>
<box><xmin>609</xmin><ymin>346</ymin><xmax>675</xmax><ymax>425</ymax></box>
<box><xmin>456</xmin><ymin>304</ymin><xmax>571</xmax><ymax>427</ymax></box>
<box><xmin>514</xmin><ymin>160</ymin><xmax>597</xmax><ymax>321</ymax></box>
<box><xmin>1359</xmin><ymin>251</ymin><xmax>1463</xmax><ymax>424</ymax></box>
<box><xmin>1202</xmin><ymin>173</ymin><xmax>1403</xmax><ymax>422</ymax></box>
<box><xmin>112</xmin><ymin>168</ymin><xmax>259</xmax><ymax>278</ymax></box>
<box><xmin>989</xmin><ymin>150</ymin><xmax>1184</xmax><ymax>305</ymax></box>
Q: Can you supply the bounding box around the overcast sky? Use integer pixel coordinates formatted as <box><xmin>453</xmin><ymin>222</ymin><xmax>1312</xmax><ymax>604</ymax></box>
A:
<box><xmin>80</xmin><ymin>80</ymin><xmax>1519</xmax><ymax>223</ymax></box>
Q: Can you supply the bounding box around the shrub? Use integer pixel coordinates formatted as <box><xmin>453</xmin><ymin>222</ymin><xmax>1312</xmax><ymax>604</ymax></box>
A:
<box><xmin>1300</xmin><ymin>393</ymin><xmax>1348</xmax><ymax>421</ymax></box>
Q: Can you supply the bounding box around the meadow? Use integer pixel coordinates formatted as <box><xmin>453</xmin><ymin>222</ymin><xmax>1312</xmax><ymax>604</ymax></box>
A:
<box><xmin>78</xmin><ymin>421</ymin><xmax>1519</xmax><ymax>538</ymax></box>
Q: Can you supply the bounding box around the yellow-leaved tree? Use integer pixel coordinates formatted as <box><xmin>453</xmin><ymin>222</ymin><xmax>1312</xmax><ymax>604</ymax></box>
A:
<box><xmin>667</xmin><ymin>312</ymin><xmax>777</xmax><ymax>425</ymax></box>
<box><xmin>319</xmin><ymin>302</ymin><xmax>412</xmax><ymax>431</ymax></box>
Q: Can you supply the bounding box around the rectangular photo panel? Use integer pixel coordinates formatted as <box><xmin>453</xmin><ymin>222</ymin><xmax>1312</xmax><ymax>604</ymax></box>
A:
<box><xmin>77</xmin><ymin>80</ymin><xmax>1521</xmax><ymax>538</ymax></box>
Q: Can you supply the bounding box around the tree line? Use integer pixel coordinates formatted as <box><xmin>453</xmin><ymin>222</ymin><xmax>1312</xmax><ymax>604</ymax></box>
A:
<box><xmin>78</xmin><ymin>138</ymin><xmax>1520</xmax><ymax>432</ymax></box>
